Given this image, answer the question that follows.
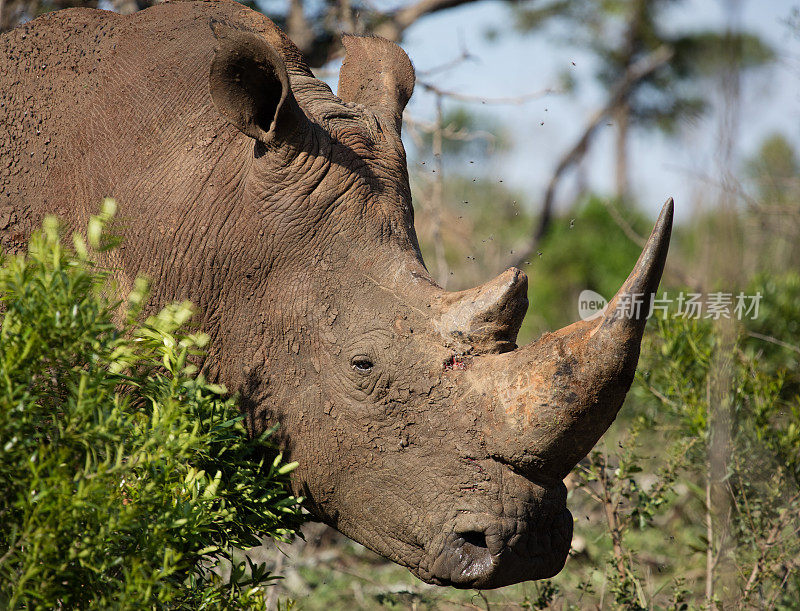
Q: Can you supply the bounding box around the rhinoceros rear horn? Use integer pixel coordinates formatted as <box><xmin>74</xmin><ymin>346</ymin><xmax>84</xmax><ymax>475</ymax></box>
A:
<box><xmin>337</xmin><ymin>35</ymin><xmax>415</xmax><ymax>133</ymax></box>
<box><xmin>210</xmin><ymin>24</ymin><xmax>307</xmax><ymax>145</ymax></box>
<box><xmin>438</xmin><ymin>268</ymin><xmax>529</xmax><ymax>354</ymax></box>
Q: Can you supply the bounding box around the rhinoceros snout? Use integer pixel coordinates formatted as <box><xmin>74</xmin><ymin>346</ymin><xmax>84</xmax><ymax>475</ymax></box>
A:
<box><xmin>423</xmin><ymin>477</ymin><xmax>572</xmax><ymax>589</ymax></box>
<box><xmin>429</xmin><ymin>510</ymin><xmax>573</xmax><ymax>588</ymax></box>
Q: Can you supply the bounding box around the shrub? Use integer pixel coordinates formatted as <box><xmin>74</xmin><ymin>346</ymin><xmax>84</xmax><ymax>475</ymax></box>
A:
<box><xmin>0</xmin><ymin>206</ymin><xmax>304</xmax><ymax>609</ymax></box>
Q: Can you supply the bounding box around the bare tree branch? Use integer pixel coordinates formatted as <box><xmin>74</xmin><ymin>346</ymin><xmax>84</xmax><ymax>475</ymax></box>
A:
<box><xmin>746</xmin><ymin>331</ymin><xmax>800</xmax><ymax>355</ymax></box>
<box><xmin>419</xmin><ymin>80</ymin><xmax>557</xmax><ymax>105</ymax></box>
<box><xmin>281</xmin><ymin>0</ymin><xmax>487</xmax><ymax>67</ymax></box>
<box><xmin>416</xmin><ymin>45</ymin><xmax>473</xmax><ymax>77</ymax></box>
<box><xmin>285</xmin><ymin>0</ymin><xmax>336</xmax><ymax>67</ymax></box>
<box><xmin>374</xmin><ymin>0</ymin><xmax>479</xmax><ymax>41</ymax></box>
<box><xmin>604</xmin><ymin>198</ymin><xmax>647</xmax><ymax>248</ymax></box>
<box><xmin>508</xmin><ymin>44</ymin><xmax>674</xmax><ymax>270</ymax></box>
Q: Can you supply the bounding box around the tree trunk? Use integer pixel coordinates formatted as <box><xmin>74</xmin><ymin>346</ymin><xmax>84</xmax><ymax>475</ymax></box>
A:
<box><xmin>614</xmin><ymin>100</ymin><xmax>630</xmax><ymax>202</ymax></box>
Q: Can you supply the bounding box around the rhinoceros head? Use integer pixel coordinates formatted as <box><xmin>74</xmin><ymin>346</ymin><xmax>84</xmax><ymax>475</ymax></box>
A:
<box><xmin>207</xmin><ymin>24</ymin><xmax>672</xmax><ymax>588</ymax></box>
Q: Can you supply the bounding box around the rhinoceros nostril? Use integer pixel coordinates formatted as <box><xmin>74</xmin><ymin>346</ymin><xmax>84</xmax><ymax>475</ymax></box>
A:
<box><xmin>459</xmin><ymin>530</ymin><xmax>488</xmax><ymax>550</ymax></box>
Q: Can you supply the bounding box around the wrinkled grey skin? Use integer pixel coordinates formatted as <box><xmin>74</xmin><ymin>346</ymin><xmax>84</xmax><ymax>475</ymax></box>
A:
<box><xmin>0</xmin><ymin>0</ymin><xmax>672</xmax><ymax>588</ymax></box>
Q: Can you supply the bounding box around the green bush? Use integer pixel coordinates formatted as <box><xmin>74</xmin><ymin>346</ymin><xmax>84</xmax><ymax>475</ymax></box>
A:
<box><xmin>0</xmin><ymin>207</ymin><xmax>304</xmax><ymax>609</ymax></box>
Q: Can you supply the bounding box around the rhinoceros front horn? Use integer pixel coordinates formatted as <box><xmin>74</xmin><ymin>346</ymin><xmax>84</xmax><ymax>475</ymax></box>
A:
<box><xmin>463</xmin><ymin>199</ymin><xmax>673</xmax><ymax>482</ymax></box>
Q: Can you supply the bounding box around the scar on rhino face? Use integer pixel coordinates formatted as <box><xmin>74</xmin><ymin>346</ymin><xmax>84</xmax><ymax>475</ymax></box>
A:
<box><xmin>443</xmin><ymin>355</ymin><xmax>471</xmax><ymax>371</ymax></box>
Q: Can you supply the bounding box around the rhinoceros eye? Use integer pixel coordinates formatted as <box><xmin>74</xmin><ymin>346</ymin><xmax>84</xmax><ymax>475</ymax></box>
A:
<box><xmin>351</xmin><ymin>357</ymin><xmax>374</xmax><ymax>374</ymax></box>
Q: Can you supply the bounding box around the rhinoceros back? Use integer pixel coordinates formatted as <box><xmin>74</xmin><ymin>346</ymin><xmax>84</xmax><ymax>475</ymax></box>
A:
<box><xmin>0</xmin><ymin>8</ymin><xmax>112</xmax><ymax>251</ymax></box>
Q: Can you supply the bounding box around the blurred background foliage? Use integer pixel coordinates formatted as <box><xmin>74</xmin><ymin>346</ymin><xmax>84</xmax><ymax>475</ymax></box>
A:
<box><xmin>4</xmin><ymin>0</ymin><xmax>800</xmax><ymax>608</ymax></box>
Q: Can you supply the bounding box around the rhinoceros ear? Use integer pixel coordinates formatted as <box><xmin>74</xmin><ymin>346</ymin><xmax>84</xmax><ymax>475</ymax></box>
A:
<box><xmin>209</xmin><ymin>24</ymin><xmax>306</xmax><ymax>145</ymax></box>
<box><xmin>337</xmin><ymin>35</ymin><xmax>415</xmax><ymax>132</ymax></box>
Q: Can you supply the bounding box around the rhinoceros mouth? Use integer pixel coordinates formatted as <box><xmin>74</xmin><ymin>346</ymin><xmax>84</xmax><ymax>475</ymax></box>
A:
<box><xmin>422</xmin><ymin>481</ymin><xmax>573</xmax><ymax>589</ymax></box>
<box><xmin>426</xmin><ymin>508</ymin><xmax>573</xmax><ymax>589</ymax></box>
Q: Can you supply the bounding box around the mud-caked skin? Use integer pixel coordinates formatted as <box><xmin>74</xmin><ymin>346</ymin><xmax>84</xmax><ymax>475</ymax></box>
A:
<box><xmin>0</xmin><ymin>0</ymin><xmax>672</xmax><ymax>588</ymax></box>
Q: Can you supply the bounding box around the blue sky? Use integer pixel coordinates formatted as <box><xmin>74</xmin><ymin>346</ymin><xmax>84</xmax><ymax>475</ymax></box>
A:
<box><xmin>394</xmin><ymin>0</ymin><xmax>800</xmax><ymax>220</ymax></box>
